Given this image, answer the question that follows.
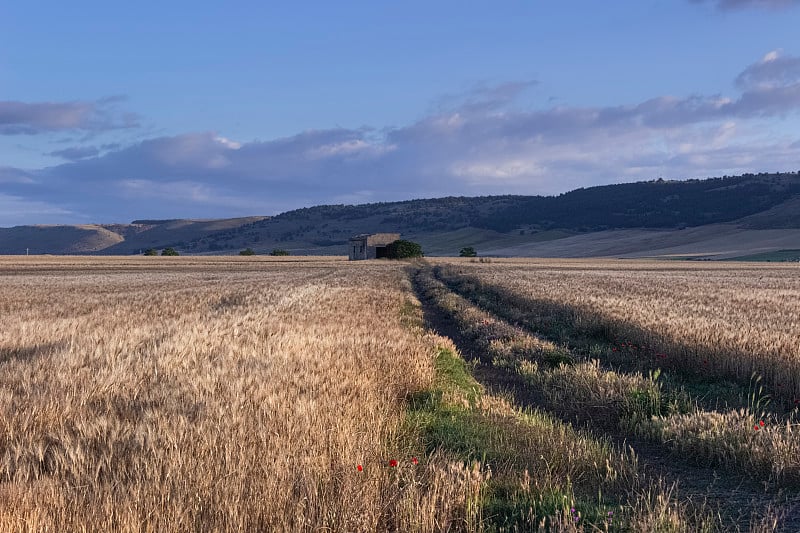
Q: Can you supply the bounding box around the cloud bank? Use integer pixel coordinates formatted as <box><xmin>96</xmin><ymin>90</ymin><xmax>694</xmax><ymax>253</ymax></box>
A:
<box><xmin>4</xmin><ymin>52</ymin><xmax>800</xmax><ymax>225</ymax></box>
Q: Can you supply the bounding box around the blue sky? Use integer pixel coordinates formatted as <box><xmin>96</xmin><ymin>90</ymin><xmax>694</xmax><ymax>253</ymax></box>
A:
<box><xmin>1</xmin><ymin>0</ymin><xmax>800</xmax><ymax>225</ymax></box>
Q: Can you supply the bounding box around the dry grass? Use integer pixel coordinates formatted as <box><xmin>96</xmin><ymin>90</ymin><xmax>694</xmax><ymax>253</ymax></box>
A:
<box><xmin>0</xmin><ymin>257</ymin><xmax>482</xmax><ymax>531</ymax></box>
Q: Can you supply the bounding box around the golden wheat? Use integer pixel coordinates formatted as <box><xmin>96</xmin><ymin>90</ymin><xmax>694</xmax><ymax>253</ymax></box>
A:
<box><xmin>0</xmin><ymin>256</ymin><xmax>482</xmax><ymax>532</ymax></box>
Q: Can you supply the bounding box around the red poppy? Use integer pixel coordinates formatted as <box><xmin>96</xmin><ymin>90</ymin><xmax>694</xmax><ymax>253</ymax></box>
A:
<box><xmin>759</xmin><ymin>420</ymin><xmax>765</xmax><ymax>427</ymax></box>
<box><xmin>389</xmin><ymin>459</ymin><xmax>398</xmax><ymax>467</ymax></box>
<box><xmin>411</xmin><ymin>457</ymin><xmax>419</xmax><ymax>465</ymax></box>
<box><xmin>357</xmin><ymin>464</ymin><xmax>363</xmax><ymax>472</ymax></box>
<box><xmin>754</xmin><ymin>425</ymin><xmax>760</xmax><ymax>431</ymax></box>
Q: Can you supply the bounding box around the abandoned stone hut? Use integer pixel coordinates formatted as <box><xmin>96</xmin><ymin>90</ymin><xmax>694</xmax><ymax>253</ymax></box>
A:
<box><xmin>348</xmin><ymin>233</ymin><xmax>400</xmax><ymax>260</ymax></box>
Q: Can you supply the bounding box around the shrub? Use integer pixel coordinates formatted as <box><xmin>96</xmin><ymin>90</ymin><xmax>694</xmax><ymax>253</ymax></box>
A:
<box><xmin>270</xmin><ymin>249</ymin><xmax>290</xmax><ymax>256</ymax></box>
<box><xmin>143</xmin><ymin>248</ymin><xmax>158</xmax><ymax>256</ymax></box>
<box><xmin>386</xmin><ymin>240</ymin><xmax>423</xmax><ymax>259</ymax></box>
<box><xmin>239</xmin><ymin>248</ymin><xmax>256</xmax><ymax>256</ymax></box>
<box><xmin>459</xmin><ymin>247</ymin><xmax>477</xmax><ymax>257</ymax></box>
<box><xmin>161</xmin><ymin>248</ymin><xmax>179</xmax><ymax>256</ymax></box>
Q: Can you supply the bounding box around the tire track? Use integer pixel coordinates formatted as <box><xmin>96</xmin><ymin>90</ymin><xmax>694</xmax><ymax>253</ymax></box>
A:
<box><xmin>409</xmin><ymin>265</ymin><xmax>799</xmax><ymax>531</ymax></box>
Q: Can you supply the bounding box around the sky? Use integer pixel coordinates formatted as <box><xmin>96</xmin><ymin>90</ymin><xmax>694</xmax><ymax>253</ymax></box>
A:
<box><xmin>1</xmin><ymin>0</ymin><xmax>800</xmax><ymax>226</ymax></box>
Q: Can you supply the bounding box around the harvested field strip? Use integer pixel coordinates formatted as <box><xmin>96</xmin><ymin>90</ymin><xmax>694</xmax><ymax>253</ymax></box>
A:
<box><xmin>412</xmin><ymin>264</ymin><xmax>800</xmax><ymax>512</ymax></box>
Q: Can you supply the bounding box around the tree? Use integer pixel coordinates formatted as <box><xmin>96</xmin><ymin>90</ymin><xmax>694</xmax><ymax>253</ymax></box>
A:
<box><xmin>161</xmin><ymin>247</ymin><xmax>179</xmax><ymax>256</ymax></box>
<box><xmin>239</xmin><ymin>248</ymin><xmax>256</xmax><ymax>256</ymax></box>
<box><xmin>459</xmin><ymin>247</ymin><xmax>477</xmax><ymax>257</ymax></box>
<box><xmin>386</xmin><ymin>239</ymin><xmax>423</xmax><ymax>259</ymax></box>
<box><xmin>143</xmin><ymin>248</ymin><xmax>158</xmax><ymax>256</ymax></box>
<box><xmin>270</xmin><ymin>249</ymin><xmax>290</xmax><ymax>256</ymax></box>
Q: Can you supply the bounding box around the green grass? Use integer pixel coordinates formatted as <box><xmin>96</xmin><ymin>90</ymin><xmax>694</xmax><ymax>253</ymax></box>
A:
<box><xmin>726</xmin><ymin>249</ymin><xmax>800</xmax><ymax>262</ymax></box>
<box><xmin>404</xmin><ymin>348</ymin><xmax>628</xmax><ymax>530</ymax></box>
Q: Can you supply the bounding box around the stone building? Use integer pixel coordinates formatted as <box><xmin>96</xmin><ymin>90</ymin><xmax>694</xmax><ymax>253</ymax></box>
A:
<box><xmin>348</xmin><ymin>233</ymin><xmax>400</xmax><ymax>260</ymax></box>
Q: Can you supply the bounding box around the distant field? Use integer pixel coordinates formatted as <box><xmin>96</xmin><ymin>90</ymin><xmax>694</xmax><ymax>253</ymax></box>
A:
<box><xmin>479</xmin><ymin>224</ymin><xmax>800</xmax><ymax>259</ymax></box>
<box><xmin>1</xmin><ymin>256</ymin><xmax>797</xmax><ymax>530</ymax></box>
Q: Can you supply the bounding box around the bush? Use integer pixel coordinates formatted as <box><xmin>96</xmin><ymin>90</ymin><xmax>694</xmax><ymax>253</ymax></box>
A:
<box><xmin>269</xmin><ymin>249</ymin><xmax>290</xmax><ymax>256</ymax></box>
<box><xmin>239</xmin><ymin>248</ymin><xmax>256</xmax><ymax>256</ymax></box>
<box><xmin>143</xmin><ymin>248</ymin><xmax>157</xmax><ymax>256</ymax></box>
<box><xmin>386</xmin><ymin>239</ymin><xmax>423</xmax><ymax>259</ymax></box>
<box><xmin>459</xmin><ymin>247</ymin><xmax>477</xmax><ymax>257</ymax></box>
<box><xmin>161</xmin><ymin>247</ymin><xmax>179</xmax><ymax>256</ymax></box>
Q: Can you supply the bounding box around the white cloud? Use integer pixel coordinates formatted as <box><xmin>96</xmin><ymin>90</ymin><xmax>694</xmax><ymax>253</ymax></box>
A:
<box><xmin>215</xmin><ymin>136</ymin><xmax>242</xmax><ymax>149</ymax></box>
<box><xmin>736</xmin><ymin>50</ymin><xmax>800</xmax><ymax>90</ymax></box>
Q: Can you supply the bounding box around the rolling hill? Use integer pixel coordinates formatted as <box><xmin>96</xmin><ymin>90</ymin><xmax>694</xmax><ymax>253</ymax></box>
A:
<box><xmin>2</xmin><ymin>172</ymin><xmax>800</xmax><ymax>259</ymax></box>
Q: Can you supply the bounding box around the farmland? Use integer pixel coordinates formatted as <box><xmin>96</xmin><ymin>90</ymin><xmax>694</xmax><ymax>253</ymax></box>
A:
<box><xmin>0</xmin><ymin>256</ymin><xmax>798</xmax><ymax>530</ymax></box>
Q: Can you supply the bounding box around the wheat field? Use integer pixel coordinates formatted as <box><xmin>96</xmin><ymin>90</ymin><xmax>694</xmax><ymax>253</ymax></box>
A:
<box><xmin>435</xmin><ymin>258</ymin><xmax>800</xmax><ymax>404</ymax></box>
<box><xmin>2</xmin><ymin>256</ymin><xmax>797</xmax><ymax>531</ymax></box>
<box><xmin>0</xmin><ymin>256</ymin><xmax>489</xmax><ymax>532</ymax></box>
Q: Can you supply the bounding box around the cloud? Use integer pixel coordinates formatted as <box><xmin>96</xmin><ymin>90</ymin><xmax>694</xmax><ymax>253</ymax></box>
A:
<box><xmin>0</xmin><ymin>98</ymin><xmax>139</xmax><ymax>135</ymax></box>
<box><xmin>48</xmin><ymin>146</ymin><xmax>101</xmax><ymax>161</ymax></box>
<box><xmin>4</xmin><ymin>53</ymin><xmax>800</xmax><ymax>225</ymax></box>
<box><xmin>736</xmin><ymin>50</ymin><xmax>800</xmax><ymax>90</ymax></box>
<box><xmin>0</xmin><ymin>167</ymin><xmax>36</xmax><ymax>184</ymax></box>
<box><xmin>690</xmin><ymin>0</ymin><xmax>799</xmax><ymax>10</ymax></box>
<box><xmin>432</xmin><ymin>80</ymin><xmax>538</xmax><ymax>115</ymax></box>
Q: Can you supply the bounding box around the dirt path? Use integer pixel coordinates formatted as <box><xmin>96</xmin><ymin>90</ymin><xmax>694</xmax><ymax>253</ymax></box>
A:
<box><xmin>409</xmin><ymin>268</ymin><xmax>800</xmax><ymax>532</ymax></box>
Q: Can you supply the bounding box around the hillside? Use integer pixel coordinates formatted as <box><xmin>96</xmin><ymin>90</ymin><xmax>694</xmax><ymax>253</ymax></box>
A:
<box><xmin>1</xmin><ymin>172</ymin><xmax>799</xmax><ymax>259</ymax></box>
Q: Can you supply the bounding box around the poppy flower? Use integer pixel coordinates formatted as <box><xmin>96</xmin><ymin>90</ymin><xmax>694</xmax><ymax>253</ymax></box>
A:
<box><xmin>389</xmin><ymin>459</ymin><xmax>398</xmax><ymax>467</ymax></box>
<box><xmin>754</xmin><ymin>425</ymin><xmax>760</xmax><ymax>431</ymax></box>
<box><xmin>357</xmin><ymin>464</ymin><xmax>363</xmax><ymax>472</ymax></box>
<box><xmin>411</xmin><ymin>457</ymin><xmax>419</xmax><ymax>465</ymax></box>
<box><xmin>759</xmin><ymin>420</ymin><xmax>765</xmax><ymax>427</ymax></box>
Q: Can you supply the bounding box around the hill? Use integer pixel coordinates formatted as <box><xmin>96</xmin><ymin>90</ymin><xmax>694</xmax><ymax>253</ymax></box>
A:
<box><xmin>1</xmin><ymin>172</ymin><xmax>799</xmax><ymax>259</ymax></box>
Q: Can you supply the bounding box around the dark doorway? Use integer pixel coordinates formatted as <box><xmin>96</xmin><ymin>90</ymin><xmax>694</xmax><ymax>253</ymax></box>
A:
<box><xmin>375</xmin><ymin>246</ymin><xmax>388</xmax><ymax>259</ymax></box>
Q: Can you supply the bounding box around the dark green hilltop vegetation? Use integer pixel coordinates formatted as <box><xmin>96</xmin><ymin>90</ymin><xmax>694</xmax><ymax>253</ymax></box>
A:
<box><xmin>2</xmin><ymin>172</ymin><xmax>800</xmax><ymax>257</ymax></box>
<box><xmin>477</xmin><ymin>173</ymin><xmax>800</xmax><ymax>232</ymax></box>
